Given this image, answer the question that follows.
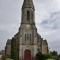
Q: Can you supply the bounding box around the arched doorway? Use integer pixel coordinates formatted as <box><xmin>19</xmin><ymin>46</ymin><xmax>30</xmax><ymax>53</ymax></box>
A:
<box><xmin>24</xmin><ymin>49</ymin><xmax>31</xmax><ymax>60</ymax></box>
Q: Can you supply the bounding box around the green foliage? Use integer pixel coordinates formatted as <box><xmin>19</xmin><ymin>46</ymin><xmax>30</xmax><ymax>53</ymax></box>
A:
<box><xmin>11</xmin><ymin>38</ymin><xmax>18</xmax><ymax>60</ymax></box>
<box><xmin>56</xmin><ymin>54</ymin><xmax>60</xmax><ymax>60</ymax></box>
<box><xmin>50</xmin><ymin>51</ymin><xmax>58</xmax><ymax>56</ymax></box>
<box><xmin>35</xmin><ymin>51</ymin><xmax>53</xmax><ymax>60</ymax></box>
<box><xmin>2</xmin><ymin>55</ymin><xmax>11</xmax><ymax>60</ymax></box>
<box><xmin>35</xmin><ymin>52</ymin><xmax>46</xmax><ymax>60</ymax></box>
<box><xmin>58</xmin><ymin>54</ymin><xmax>60</xmax><ymax>58</ymax></box>
<box><xmin>5</xmin><ymin>58</ymin><xmax>12</xmax><ymax>60</ymax></box>
<box><xmin>50</xmin><ymin>51</ymin><xmax>58</xmax><ymax>60</ymax></box>
<box><xmin>44</xmin><ymin>53</ymin><xmax>52</xmax><ymax>59</ymax></box>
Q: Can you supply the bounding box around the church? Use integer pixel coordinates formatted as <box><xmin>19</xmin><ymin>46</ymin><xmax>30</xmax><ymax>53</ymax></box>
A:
<box><xmin>5</xmin><ymin>0</ymin><xmax>48</xmax><ymax>60</ymax></box>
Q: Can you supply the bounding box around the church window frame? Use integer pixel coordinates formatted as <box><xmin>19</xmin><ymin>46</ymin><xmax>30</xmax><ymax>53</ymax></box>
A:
<box><xmin>25</xmin><ymin>34</ymin><xmax>31</xmax><ymax>44</ymax></box>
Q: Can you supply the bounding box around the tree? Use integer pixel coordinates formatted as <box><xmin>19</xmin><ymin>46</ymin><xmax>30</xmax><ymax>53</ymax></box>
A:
<box><xmin>11</xmin><ymin>38</ymin><xmax>18</xmax><ymax>60</ymax></box>
<box><xmin>50</xmin><ymin>51</ymin><xmax>58</xmax><ymax>60</ymax></box>
<box><xmin>35</xmin><ymin>52</ymin><xmax>46</xmax><ymax>60</ymax></box>
<box><xmin>51</xmin><ymin>51</ymin><xmax>58</xmax><ymax>56</ymax></box>
<box><xmin>56</xmin><ymin>54</ymin><xmax>60</xmax><ymax>60</ymax></box>
<box><xmin>44</xmin><ymin>53</ymin><xmax>52</xmax><ymax>59</ymax></box>
<box><xmin>2</xmin><ymin>55</ymin><xmax>11</xmax><ymax>60</ymax></box>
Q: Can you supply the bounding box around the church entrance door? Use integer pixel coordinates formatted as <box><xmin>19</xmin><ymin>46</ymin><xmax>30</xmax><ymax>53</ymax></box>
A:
<box><xmin>24</xmin><ymin>49</ymin><xmax>31</xmax><ymax>60</ymax></box>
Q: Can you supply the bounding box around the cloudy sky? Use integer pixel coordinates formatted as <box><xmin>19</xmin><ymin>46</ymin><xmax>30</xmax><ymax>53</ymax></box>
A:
<box><xmin>0</xmin><ymin>0</ymin><xmax>60</xmax><ymax>54</ymax></box>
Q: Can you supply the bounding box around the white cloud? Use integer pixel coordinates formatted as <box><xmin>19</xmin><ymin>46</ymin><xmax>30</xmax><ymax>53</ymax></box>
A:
<box><xmin>55</xmin><ymin>0</ymin><xmax>60</xmax><ymax>10</ymax></box>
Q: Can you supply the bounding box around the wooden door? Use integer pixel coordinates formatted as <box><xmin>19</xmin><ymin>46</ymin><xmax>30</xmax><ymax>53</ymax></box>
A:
<box><xmin>24</xmin><ymin>49</ymin><xmax>31</xmax><ymax>60</ymax></box>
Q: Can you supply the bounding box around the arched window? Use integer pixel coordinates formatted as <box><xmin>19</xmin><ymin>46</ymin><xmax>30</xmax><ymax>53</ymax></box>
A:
<box><xmin>27</xmin><ymin>11</ymin><xmax>30</xmax><ymax>20</ymax></box>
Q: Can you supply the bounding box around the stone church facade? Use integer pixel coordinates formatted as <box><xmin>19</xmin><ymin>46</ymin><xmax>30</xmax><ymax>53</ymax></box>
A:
<box><xmin>5</xmin><ymin>0</ymin><xmax>48</xmax><ymax>60</ymax></box>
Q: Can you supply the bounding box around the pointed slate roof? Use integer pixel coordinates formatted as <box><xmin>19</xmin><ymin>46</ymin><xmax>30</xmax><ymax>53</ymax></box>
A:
<box><xmin>22</xmin><ymin>0</ymin><xmax>35</xmax><ymax>9</ymax></box>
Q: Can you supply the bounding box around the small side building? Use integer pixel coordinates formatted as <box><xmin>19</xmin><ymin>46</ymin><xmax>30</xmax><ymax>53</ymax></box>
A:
<box><xmin>5</xmin><ymin>39</ymin><xmax>11</xmax><ymax>56</ymax></box>
<box><xmin>42</xmin><ymin>40</ymin><xmax>48</xmax><ymax>54</ymax></box>
<box><xmin>0</xmin><ymin>50</ymin><xmax>5</xmax><ymax>59</ymax></box>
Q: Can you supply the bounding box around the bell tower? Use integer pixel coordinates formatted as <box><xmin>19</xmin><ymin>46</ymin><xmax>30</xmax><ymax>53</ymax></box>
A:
<box><xmin>21</xmin><ymin>0</ymin><xmax>35</xmax><ymax>24</ymax></box>
<box><xmin>19</xmin><ymin>0</ymin><xmax>38</xmax><ymax>60</ymax></box>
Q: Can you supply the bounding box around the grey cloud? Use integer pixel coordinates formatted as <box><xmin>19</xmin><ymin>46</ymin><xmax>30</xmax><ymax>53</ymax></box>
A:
<box><xmin>40</xmin><ymin>11</ymin><xmax>60</xmax><ymax>29</ymax></box>
<box><xmin>0</xmin><ymin>0</ymin><xmax>22</xmax><ymax>50</ymax></box>
<box><xmin>0</xmin><ymin>0</ymin><xmax>22</xmax><ymax>25</ymax></box>
<box><xmin>49</xmin><ymin>40</ymin><xmax>60</xmax><ymax>54</ymax></box>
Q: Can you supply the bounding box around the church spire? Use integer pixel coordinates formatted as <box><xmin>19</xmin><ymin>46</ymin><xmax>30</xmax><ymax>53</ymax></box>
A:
<box><xmin>21</xmin><ymin>0</ymin><xmax>35</xmax><ymax>24</ymax></box>
<box><xmin>22</xmin><ymin>0</ymin><xmax>35</xmax><ymax>9</ymax></box>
